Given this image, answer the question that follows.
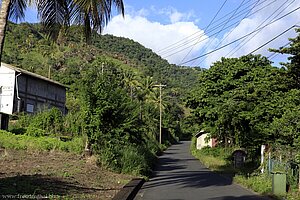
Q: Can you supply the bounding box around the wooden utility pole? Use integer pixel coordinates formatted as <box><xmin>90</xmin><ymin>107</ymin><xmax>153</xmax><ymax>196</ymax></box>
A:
<box><xmin>153</xmin><ymin>84</ymin><xmax>166</xmax><ymax>144</ymax></box>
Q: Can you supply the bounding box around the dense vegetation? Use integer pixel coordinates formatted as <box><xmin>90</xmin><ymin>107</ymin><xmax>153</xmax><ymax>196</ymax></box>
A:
<box><xmin>187</xmin><ymin>52</ymin><xmax>300</xmax><ymax>149</ymax></box>
<box><xmin>2</xmin><ymin>21</ymin><xmax>300</xmax><ymax>194</ymax></box>
<box><xmin>2</xmin><ymin>22</ymin><xmax>200</xmax><ymax>176</ymax></box>
<box><xmin>187</xmin><ymin>28</ymin><xmax>300</xmax><ymax>198</ymax></box>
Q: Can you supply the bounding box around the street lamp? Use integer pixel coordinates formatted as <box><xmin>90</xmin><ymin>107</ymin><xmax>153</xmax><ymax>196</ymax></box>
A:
<box><xmin>153</xmin><ymin>84</ymin><xmax>166</xmax><ymax>144</ymax></box>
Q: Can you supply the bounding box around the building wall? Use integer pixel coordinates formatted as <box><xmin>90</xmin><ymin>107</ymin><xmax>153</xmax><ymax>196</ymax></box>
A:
<box><xmin>196</xmin><ymin>133</ymin><xmax>213</xmax><ymax>150</ymax></box>
<box><xmin>13</xmin><ymin>74</ymin><xmax>66</xmax><ymax>114</ymax></box>
<box><xmin>0</xmin><ymin>67</ymin><xmax>15</xmax><ymax>115</ymax></box>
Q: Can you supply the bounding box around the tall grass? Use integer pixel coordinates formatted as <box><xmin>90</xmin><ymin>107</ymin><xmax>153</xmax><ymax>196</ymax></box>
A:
<box><xmin>190</xmin><ymin>137</ymin><xmax>234</xmax><ymax>171</ymax></box>
<box><xmin>98</xmin><ymin>143</ymin><xmax>157</xmax><ymax>177</ymax></box>
<box><xmin>234</xmin><ymin>174</ymin><xmax>272</xmax><ymax>194</ymax></box>
<box><xmin>0</xmin><ymin>130</ymin><xmax>84</xmax><ymax>154</ymax></box>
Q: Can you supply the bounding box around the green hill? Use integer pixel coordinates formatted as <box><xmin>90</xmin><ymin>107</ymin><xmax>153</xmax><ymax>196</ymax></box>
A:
<box><xmin>3</xmin><ymin>22</ymin><xmax>200</xmax><ymax>99</ymax></box>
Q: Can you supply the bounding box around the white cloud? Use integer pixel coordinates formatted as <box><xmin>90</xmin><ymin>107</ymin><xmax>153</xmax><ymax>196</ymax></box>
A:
<box><xmin>203</xmin><ymin>0</ymin><xmax>300</xmax><ymax>67</ymax></box>
<box><xmin>103</xmin><ymin>13</ymin><xmax>208</xmax><ymax>65</ymax></box>
<box><xmin>156</xmin><ymin>7</ymin><xmax>197</xmax><ymax>24</ymax></box>
<box><xmin>170</xmin><ymin>11</ymin><xmax>185</xmax><ymax>23</ymax></box>
<box><xmin>104</xmin><ymin>1</ymin><xmax>300</xmax><ymax>68</ymax></box>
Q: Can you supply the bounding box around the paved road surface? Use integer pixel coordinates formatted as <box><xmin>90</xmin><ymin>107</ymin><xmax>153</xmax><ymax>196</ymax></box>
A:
<box><xmin>135</xmin><ymin>141</ymin><xmax>268</xmax><ymax>200</ymax></box>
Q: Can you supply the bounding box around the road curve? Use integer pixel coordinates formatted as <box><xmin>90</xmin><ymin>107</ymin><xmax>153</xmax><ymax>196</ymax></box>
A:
<box><xmin>135</xmin><ymin>141</ymin><xmax>268</xmax><ymax>200</ymax></box>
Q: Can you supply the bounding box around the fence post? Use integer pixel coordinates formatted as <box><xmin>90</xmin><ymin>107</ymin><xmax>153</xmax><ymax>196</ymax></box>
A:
<box><xmin>298</xmin><ymin>164</ymin><xmax>300</xmax><ymax>192</ymax></box>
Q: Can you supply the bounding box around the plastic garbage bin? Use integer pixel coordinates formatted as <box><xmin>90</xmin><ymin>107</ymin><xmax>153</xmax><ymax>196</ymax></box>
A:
<box><xmin>271</xmin><ymin>171</ymin><xmax>286</xmax><ymax>196</ymax></box>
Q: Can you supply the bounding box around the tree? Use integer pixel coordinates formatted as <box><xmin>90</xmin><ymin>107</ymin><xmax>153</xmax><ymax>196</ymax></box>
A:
<box><xmin>0</xmin><ymin>0</ymin><xmax>124</xmax><ymax>62</ymax></box>
<box><xmin>186</xmin><ymin>55</ymin><xmax>290</xmax><ymax>147</ymax></box>
<box><xmin>0</xmin><ymin>0</ymin><xmax>11</xmax><ymax>62</ymax></box>
<box><xmin>78</xmin><ymin>63</ymin><xmax>141</xmax><ymax>151</ymax></box>
<box><xmin>270</xmin><ymin>28</ymin><xmax>300</xmax><ymax>89</ymax></box>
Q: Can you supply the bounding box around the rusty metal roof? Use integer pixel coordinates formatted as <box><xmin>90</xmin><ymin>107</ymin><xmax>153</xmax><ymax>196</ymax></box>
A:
<box><xmin>1</xmin><ymin>62</ymin><xmax>66</xmax><ymax>88</ymax></box>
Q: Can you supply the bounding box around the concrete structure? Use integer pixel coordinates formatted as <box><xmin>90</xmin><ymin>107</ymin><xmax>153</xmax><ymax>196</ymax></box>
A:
<box><xmin>0</xmin><ymin>63</ymin><xmax>66</xmax><ymax>129</ymax></box>
<box><xmin>195</xmin><ymin>130</ymin><xmax>218</xmax><ymax>150</ymax></box>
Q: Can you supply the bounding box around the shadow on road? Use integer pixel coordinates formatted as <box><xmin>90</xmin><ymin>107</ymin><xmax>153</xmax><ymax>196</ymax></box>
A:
<box><xmin>208</xmin><ymin>195</ymin><xmax>268</xmax><ymax>200</ymax></box>
<box><xmin>143</xmin><ymin>170</ymin><xmax>233</xmax><ymax>189</ymax></box>
<box><xmin>135</xmin><ymin>142</ymin><xmax>266</xmax><ymax>200</ymax></box>
<box><xmin>144</xmin><ymin>142</ymin><xmax>235</xmax><ymax>190</ymax></box>
<box><xmin>154</xmin><ymin>157</ymin><xmax>187</xmax><ymax>172</ymax></box>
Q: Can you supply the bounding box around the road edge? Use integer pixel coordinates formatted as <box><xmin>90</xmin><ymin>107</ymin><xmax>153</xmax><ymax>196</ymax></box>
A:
<box><xmin>113</xmin><ymin>178</ymin><xmax>145</xmax><ymax>200</ymax></box>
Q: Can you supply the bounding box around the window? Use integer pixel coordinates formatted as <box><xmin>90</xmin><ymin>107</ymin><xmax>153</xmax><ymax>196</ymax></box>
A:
<box><xmin>26</xmin><ymin>104</ymin><xmax>34</xmax><ymax>113</ymax></box>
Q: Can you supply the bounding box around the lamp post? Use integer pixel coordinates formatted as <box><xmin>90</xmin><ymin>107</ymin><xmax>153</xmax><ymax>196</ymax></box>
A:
<box><xmin>153</xmin><ymin>84</ymin><xmax>166</xmax><ymax>144</ymax></box>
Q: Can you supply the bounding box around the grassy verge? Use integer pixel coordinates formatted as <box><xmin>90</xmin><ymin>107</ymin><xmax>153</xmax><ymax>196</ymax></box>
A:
<box><xmin>190</xmin><ymin>137</ymin><xmax>300</xmax><ymax>199</ymax></box>
<box><xmin>0</xmin><ymin>130</ymin><xmax>135</xmax><ymax>199</ymax></box>
<box><xmin>0</xmin><ymin>130</ymin><xmax>84</xmax><ymax>154</ymax></box>
<box><xmin>0</xmin><ymin>129</ymin><xmax>160</xmax><ymax>178</ymax></box>
<box><xmin>190</xmin><ymin>137</ymin><xmax>273</xmax><ymax>196</ymax></box>
<box><xmin>234</xmin><ymin>174</ymin><xmax>272</xmax><ymax>194</ymax></box>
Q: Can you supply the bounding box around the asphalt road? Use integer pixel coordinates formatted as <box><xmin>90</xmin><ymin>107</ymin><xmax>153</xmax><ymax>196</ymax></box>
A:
<box><xmin>135</xmin><ymin>141</ymin><xmax>268</xmax><ymax>200</ymax></box>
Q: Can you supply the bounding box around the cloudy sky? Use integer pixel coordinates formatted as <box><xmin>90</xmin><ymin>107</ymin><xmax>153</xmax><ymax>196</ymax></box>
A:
<box><xmin>24</xmin><ymin>0</ymin><xmax>300</xmax><ymax>68</ymax></box>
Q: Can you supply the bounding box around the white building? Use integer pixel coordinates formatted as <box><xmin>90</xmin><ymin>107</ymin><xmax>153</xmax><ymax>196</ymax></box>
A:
<box><xmin>195</xmin><ymin>130</ymin><xmax>218</xmax><ymax>149</ymax></box>
<box><xmin>0</xmin><ymin>63</ymin><xmax>66</xmax><ymax>129</ymax></box>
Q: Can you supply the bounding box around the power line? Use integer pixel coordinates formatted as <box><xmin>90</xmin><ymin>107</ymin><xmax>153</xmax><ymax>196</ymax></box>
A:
<box><xmin>247</xmin><ymin>25</ymin><xmax>298</xmax><ymax>54</ymax></box>
<box><xmin>226</xmin><ymin>0</ymin><xmax>295</xmax><ymax>57</ymax></box>
<box><xmin>160</xmin><ymin>0</ymin><xmax>276</xmax><ymax>59</ymax></box>
<box><xmin>158</xmin><ymin>0</ymin><xmax>272</xmax><ymax>56</ymax></box>
<box><xmin>194</xmin><ymin>0</ymin><xmax>261</xmax><ymax>66</ymax></box>
<box><xmin>267</xmin><ymin>42</ymin><xmax>291</xmax><ymax>60</ymax></box>
<box><xmin>180</xmin><ymin>0</ymin><xmax>229</xmax><ymax>63</ymax></box>
<box><xmin>180</xmin><ymin>7</ymin><xmax>300</xmax><ymax>65</ymax></box>
<box><xmin>156</xmin><ymin>0</ymin><xmax>255</xmax><ymax>54</ymax></box>
<box><xmin>185</xmin><ymin>0</ymin><xmax>248</xmax><ymax>64</ymax></box>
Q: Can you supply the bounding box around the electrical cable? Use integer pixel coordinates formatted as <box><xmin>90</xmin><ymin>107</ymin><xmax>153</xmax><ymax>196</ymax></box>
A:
<box><xmin>179</xmin><ymin>7</ymin><xmax>300</xmax><ymax>65</ymax></box>
<box><xmin>156</xmin><ymin>0</ymin><xmax>254</xmax><ymax>54</ymax></box>
<box><xmin>158</xmin><ymin>0</ymin><xmax>273</xmax><ymax>56</ymax></box>
<box><xmin>179</xmin><ymin>0</ymin><xmax>229</xmax><ymax>63</ymax></box>
<box><xmin>226</xmin><ymin>0</ymin><xmax>295</xmax><ymax>57</ymax></box>
<box><xmin>267</xmin><ymin>41</ymin><xmax>291</xmax><ymax>60</ymax></box>
<box><xmin>160</xmin><ymin>0</ymin><xmax>276</xmax><ymax>59</ymax></box>
<box><xmin>161</xmin><ymin>0</ymin><xmax>276</xmax><ymax>60</ymax></box>
<box><xmin>247</xmin><ymin>25</ymin><xmax>298</xmax><ymax>54</ymax></box>
<box><xmin>194</xmin><ymin>0</ymin><xmax>261</xmax><ymax>66</ymax></box>
<box><xmin>185</xmin><ymin>0</ymin><xmax>248</xmax><ymax>65</ymax></box>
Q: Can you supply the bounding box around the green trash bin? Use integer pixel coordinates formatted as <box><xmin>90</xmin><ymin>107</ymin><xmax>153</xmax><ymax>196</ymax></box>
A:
<box><xmin>271</xmin><ymin>172</ymin><xmax>286</xmax><ymax>196</ymax></box>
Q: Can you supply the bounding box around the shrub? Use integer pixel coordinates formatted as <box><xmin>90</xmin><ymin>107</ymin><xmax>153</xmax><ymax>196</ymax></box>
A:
<box><xmin>97</xmin><ymin>141</ymin><xmax>157</xmax><ymax>176</ymax></box>
<box><xmin>98</xmin><ymin>144</ymin><xmax>122</xmax><ymax>171</ymax></box>
<box><xmin>25</xmin><ymin>125</ymin><xmax>46</xmax><ymax>137</ymax></box>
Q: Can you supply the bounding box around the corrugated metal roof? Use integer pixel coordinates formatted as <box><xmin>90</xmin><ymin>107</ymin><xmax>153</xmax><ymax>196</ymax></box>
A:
<box><xmin>1</xmin><ymin>62</ymin><xmax>66</xmax><ymax>88</ymax></box>
<box><xmin>195</xmin><ymin>130</ymin><xmax>206</xmax><ymax>138</ymax></box>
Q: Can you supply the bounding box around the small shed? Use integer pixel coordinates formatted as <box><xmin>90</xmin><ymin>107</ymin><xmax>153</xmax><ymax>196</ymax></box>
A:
<box><xmin>0</xmin><ymin>63</ymin><xmax>67</xmax><ymax>129</ymax></box>
<box><xmin>195</xmin><ymin>130</ymin><xmax>218</xmax><ymax>150</ymax></box>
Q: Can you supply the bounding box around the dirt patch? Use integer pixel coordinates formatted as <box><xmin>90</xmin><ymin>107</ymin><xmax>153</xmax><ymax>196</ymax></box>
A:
<box><xmin>0</xmin><ymin>149</ymin><xmax>134</xmax><ymax>199</ymax></box>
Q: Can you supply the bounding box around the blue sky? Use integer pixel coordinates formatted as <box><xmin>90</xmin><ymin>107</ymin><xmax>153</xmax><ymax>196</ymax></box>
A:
<box><xmin>23</xmin><ymin>0</ymin><xmax>300</xmax><ymax>68</ymax></box>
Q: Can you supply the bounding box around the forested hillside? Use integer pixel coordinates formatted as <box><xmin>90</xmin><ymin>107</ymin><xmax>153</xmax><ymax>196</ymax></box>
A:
<box><xmin>3</xmin><ymin>21</ymin><xmax>300</xmax><ymax>182</ymax></box>
<box><xmin>3</xmin><ymin>22</ymin><xmax>200</xmax><ymax>99</ymax></box>
<box><xmin>2</xmin><ymin>22</ymin><xmax>200</xmax><ymax>176</ymax></box>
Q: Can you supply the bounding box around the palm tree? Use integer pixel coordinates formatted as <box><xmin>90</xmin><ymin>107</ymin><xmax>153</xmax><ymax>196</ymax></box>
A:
<box><xmin>0</xmin><ymin>0</ymin><xmax>12</xmax><ymax>62</ymax></box>
<box><xmin>0</xmin><ymin>0</ymin><xmax>124</xmax><ymax>62</ymax></box>
<box><xmin>122</xmin><ymin>70</ymin><xmax>140</xmax><ymax>99</ymax></box>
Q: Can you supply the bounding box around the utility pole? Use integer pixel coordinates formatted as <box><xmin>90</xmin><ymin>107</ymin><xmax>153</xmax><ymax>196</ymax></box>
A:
<box><xmin>153</xmin><ymin>84</ymin><xmax>166</xmax><ymax>144</ymax></box>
